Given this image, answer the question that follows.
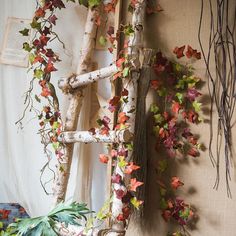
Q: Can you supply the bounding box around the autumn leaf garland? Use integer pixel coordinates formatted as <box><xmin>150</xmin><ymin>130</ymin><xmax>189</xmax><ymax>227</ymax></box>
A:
<box><xmin>151</xmin><ymin>49</ymin><xmax>202</xmax><ymax>235</ymax></box>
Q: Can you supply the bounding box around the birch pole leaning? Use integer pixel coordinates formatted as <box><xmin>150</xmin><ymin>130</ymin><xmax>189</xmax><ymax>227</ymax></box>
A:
<box><xmin>53</xmin><ymin>6</ymin><xmax>99</xmax><ymax>205</ymax></box>
<box><xmin>106</xmin><ymin>1</ymin><xmax>147</xmax><ymax>235</ymax></box>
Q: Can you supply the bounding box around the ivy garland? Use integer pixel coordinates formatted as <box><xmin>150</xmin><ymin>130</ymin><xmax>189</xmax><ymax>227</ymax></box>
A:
<box><xmin>150</xmin><ymin>49</ymin><xmax>203</xmax><ymax>235</ymax></box>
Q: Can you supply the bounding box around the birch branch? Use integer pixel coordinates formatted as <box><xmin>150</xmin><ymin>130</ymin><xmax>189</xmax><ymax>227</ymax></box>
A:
<box><xmin>58</xmin><ymin>129</ymin><xmax>133</xmax><ymax>143</ymax></box>
<box><xmin>59</xmin><ymin>64</ymin><xmax>118</xmax><ymax>90</ymax></box>
<box><xmin>107</xmin><ymin>1</ymin><xmax>146</xmax><ymax>235</ymax></box>
<box><xmin>53</xmin><ymin>7</ymin><xmax>99</xmax><ymax>205</ymax></box>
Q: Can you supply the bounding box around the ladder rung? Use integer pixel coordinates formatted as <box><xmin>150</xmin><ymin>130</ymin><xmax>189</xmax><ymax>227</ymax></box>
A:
<box><xmin>58</xmin><ymin>129</ymin><xmax>133</xmax><ymax>144</ymax></box>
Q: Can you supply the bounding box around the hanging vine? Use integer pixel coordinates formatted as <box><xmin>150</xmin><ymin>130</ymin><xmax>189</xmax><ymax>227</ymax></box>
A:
<box><xmin>198</xmin><ymin>0</ymin><xmax>236</xmax><ymax>197</ymax></box>
<box><xmin>150</xmin><ymin>48</ymin><xmax>203</xmax><ymax>235</ymax></box>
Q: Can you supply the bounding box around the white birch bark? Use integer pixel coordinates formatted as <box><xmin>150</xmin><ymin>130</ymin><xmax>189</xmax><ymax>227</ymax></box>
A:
<box><xmin>58</xmin><ymin>129</ymin><xmax>132</xmax><ymax>143</ymax></box>
<box><xmin>53</xmin><ymin>7</ymin><xmax>99</xmax><ymax>205</ymax></box>
<box><xmin>58</xmin><ymin>64</ymin><xmax>118</xmax><ymax>89</ymax></box>
<box><xmin>107</xmin><ymin>1</ymin><xmax>146</xmax><ymax>235</ymax></box>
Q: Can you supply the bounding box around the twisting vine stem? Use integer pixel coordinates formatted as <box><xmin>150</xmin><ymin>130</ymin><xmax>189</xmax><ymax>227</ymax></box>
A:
<box><xmin>198</xmin><ymin>0</ymin><xmax>236</xmax><ymax>197</ymax></box>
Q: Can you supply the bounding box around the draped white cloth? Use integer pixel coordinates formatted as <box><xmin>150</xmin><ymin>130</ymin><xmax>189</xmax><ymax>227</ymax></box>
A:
<box><xmin>0</xmin><ymin>0</ymin><xmax>111</xmax><ymax>217</ymax></box>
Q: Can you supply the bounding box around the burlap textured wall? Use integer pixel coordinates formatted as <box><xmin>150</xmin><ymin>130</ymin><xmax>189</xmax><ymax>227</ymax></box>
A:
<box><xmin>127</xmin><ymin>0</ymin><xmax>236</xmax><ymax>235</ymax></box>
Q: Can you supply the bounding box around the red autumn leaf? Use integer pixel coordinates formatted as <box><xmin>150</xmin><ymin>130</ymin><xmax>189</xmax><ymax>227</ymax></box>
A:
<box><xmin>146</xmin><ymin>4</ymin><xmax>163</xmax><ymax>14</ymax></box>
<box><xmin>99</xmin><ymin>154</ymin><xmax>109</xmax><ymax>164</ymax></box>
<box><xmin>88</xmin><ymin>127</ymin><xmax>96</xmax><ymax>135</ymax></box>
<box><xmin>118</xmin><ymin>112</ymin><xmax>129</xmax><ymax>124</ymax></box>
<box><xmin>130</xmin><ymin>178</ymin><xmax>143</xmax><ymax>192</ymax></box>
<box><xmin>42</xmin><ymin>26</ymin><xmax>50</xmax><ymax>35</ymax></box>
<box><xmin>116</xmin><ymin>57</ymin><xmax>125</xmax><ymax>68</ymax></box>
<box><xmin>117</xmin><ymin>214</ymin><xmax>125</xmax><ymax>221</ymax></box>
<box><xmin>122</xmin><ymin>206</ymin><xmax>131</xmax><ymax>218</ymax></box>
<box><xmin>186</xmin><ymin>45</ymin><xmax>201</xmax><ymax>60</ymax></box>
<box><xmin>188</xmin><ymin>110</ymin><xmax>199</xmax><ymax>123</ymax></box>
<box><xmin>167</xmin><ymin>199</ymin><xmax>174</xmax><ymax>209</ymax></box>
<box><xmin>40</xmin><ymin>35</ymin><xmax>50</xmax><ymax>46</ymax></box>
<box><xmin>35</xmin><ymin>8</ymin><xmax>45</xmax><ymax>18</ymax></box>
<box><xmin>172</xmin><ymin>101</ymin><xmax>181</xmax><ymax>113</ymax></box>
<box><xmin>150</xmin><ymin>80</ymin><xmax>161</xmax><ymax>90</ymax></box>
<box><xmin>171</xmin><ymin>176</ymin><xmax>184</xmax><ymax>189</ymax></box>
<box><xmin>45</xmin><ymin>49</ymin><xmax>55</xmax><ymax>58</ymax></box>
<box><xmin>188</xmin><ymin>147</ymin><xmax>199</xmax><ymax>157</ymax></box>
<box><xmin>0</xmin><ymin>209</ymin><xmax>11</xmax><ymax>219</ymax></box>
<box><xmin>122</xmin><ymin>191</ymin><xmax>132</xmax><ymax>204</ymax></box>
<box><xmin>33</xmin><ymin>55</ymin><xmax>44</xmax><ymax>64</ymax></box>
<box><xmin>121</xmin><ymin>88</ymin><xmax>129</xmax><ymax>96</ymax></box>
<box><xmin>41</xmin><ymin>87</ymin><xmax>51</xmax><ymax>97</ymax></box>
<box><xmin>111</xmin><ymin>174</ymin><xmax>121</xmax><ymax>184</ymax></box>
<box><xmin>162</xmin><ymin>210</ymin><xmax>171</xmax><ymax>222</ymax></box>
<box><xmin>44</xmin><ymin>61</ymin><xmax>57</xmax><ymax>73</ymax></box>
<box><xmin>51</xmin><ymin>0</ymin><xmax>65</xmax><ymax>9</ymax></box>
<box><xmin>49</xmin><ymin>15</ymin><xmax>58</xmax><ymax>25</ymax></box>
<box><xmin>100</xmin><ymin>126</ymin><xmax>109</xmax><ymax>135</ymax></box>
<box><xmin>124</xmin><ymin>162</ymin><xmax>140</xmax><ymax>174</ymax></box>
<box><xmin>115</xmin><ymin>189</ymin><xmax>126</xmax><ymax>199</ymax></box>
<box><xmin>109</xmin><ymin>96</ymin><xmax>120</xmax><ymax>106</ymax></box>
<box><xmin>33</xmin><ymin>39</ymin><xmax>40</xmax><ymax>47</ymax></box>
<box><xmin>173</xmin><ymin>45</ymin><xmax>185</xmax><ymax>59</ymax></box>
<box><xmin>113</xmin><ymin>71</ymin><xmax>122</xmax><ymax>80</ymax></box>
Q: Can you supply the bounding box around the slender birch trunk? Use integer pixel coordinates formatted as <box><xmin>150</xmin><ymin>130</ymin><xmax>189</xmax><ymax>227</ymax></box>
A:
<box><xmin>53</xmin><ymin>6</ymin><xmax>99</xmax><ymax>205</ymax></box>
<box><xmin>106</xmin><ymin>1</ymin><xmax>146</xmax><ymax>235</ymax></box>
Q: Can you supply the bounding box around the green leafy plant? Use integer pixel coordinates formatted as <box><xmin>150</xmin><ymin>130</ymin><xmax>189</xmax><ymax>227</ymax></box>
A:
<box><xmin>1</xmin><ymin>202</ymin><xmax>91</xmax><ymax>236</ymax></box>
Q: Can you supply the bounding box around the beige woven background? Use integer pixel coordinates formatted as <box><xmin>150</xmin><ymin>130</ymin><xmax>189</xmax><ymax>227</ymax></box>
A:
<box><xmin>127</xmin><ymin>0</ymin><xmax>236</xmax><ymax>235</ymax></box>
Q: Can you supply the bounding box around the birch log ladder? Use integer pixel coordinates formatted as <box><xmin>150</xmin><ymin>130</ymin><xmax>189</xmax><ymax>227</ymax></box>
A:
<box><xmin>54</xmin><ymin>0</ymin><xmax>150</xmax><ymax>235</ymax></box>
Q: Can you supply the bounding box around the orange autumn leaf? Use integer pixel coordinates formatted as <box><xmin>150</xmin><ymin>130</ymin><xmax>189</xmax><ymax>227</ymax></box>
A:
<box><xmin>44</xmin><ymin>61</ymin><xmax>57</xmax><ymax>73</ymax></box>
<box><xmin>125</xmin><ymin>162</ymin><xmax>140</xmax><ymax>174</ymax></box>
<box><xmin>130</xmin><ymin>178</ymin><xmax>143</xmax><ymax>192</ymax></box>
<box><xmin>171</xmin><ymin>176</ymin><xmax>184</xmax><ymax>189</ymax></box>
<box><xmin>99</xmin><ymin>154</ymin><xmax>109</xmax><ymax>164</ymax></box>
<box><xmin>118</xmin><ymin>112</ymin><xmax>129</xmax><ymax>124</ymax></box>
<box><xmin>172</xmin><ymin>101</ymin><xmax>181</xmax><ymax>113</ymax></box>
<box><xmin>116</xmin><ymin>57</ymin><xmax>125</xmax><ymax>68</ymax></box>
<box><xmin>41</xmin><ymin>87</ymin><xmax>51</xmax><ymax>97</ymax></box>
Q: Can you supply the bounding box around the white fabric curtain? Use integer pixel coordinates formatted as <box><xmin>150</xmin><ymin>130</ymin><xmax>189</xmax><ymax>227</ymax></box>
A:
<box><xmin>0</xmin><ymin>0</ymin><xmax>110</xmax><ymax>217</ymax></box>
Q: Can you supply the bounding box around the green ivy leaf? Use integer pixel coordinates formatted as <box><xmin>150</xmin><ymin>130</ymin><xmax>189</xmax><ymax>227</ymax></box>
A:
<box><xmin>99</xmin><ymin>36</ymin><xmax>107</xmax><ymax>46</ymax></box>
<box><xmin>150</xmin><ymin>104</ymin><xmax>159</xmax><ymax>114</ymax></box>
<box><xmin>160</xmin><ymin>198</ymin><xmax>168</xmax><ymax>210</ymax></box>
<box><xmin>153</xmin><ymin>125</ymin><xmax>160</xmax><ymax>136</ymax></box>
<box><xmin>124</xmin><ymin>24</ymin><xmax>134</xmax><ymax>36</ymax></box>
<box><xmin>122</xmin><ymin>67</ymin><xmax>129</xmax><ymax>77</ymax></box>
<box><xmin>29</xmin><ymin>53</ymin><xmax>35</xmax><ymax>64</ymax></box>
<box><xmin>176</xmin><ymin>92</ymin><xmax>183</xmax><ymax>104</ymax></box>
<box><xmin>192</xmin><ymin>101</ymin><xmax>202</xmax><ymax>112</ymax></box>
<box><xmin>157</xmin><ymin>88</ymin><xmax>167</xmax><ymax>97</ymax></box>
<box><xmin>157</xmin><ymin>160</ymin><xmax>168</xmax><ymax>173</ymax></box>
<box><xmin>118</xmin><ymin>156</ymin><xmax>127</xmax><ymax>168</ymax></box>
<box><xmin>30</xmin><ymin>19</ymin><xmax>41</xmax><ymax>30</ymax></box>
<box><xmin>19</xmin><ymin>28</ymin><xmax>29</xmax><ymax>36</ymax></box>
<box><xmin>88</xmin><ymin>0</ymin><xmax>101</xmax><ymax>7</ymax></box>
<box><xmin>130</xmin><ymin>197</ymin><xmax>142</xmax><ymax>209</ymax></box>
<box><xmin>23</xmin><ymin>42</ymin><xmax>32</xmax><ymax>52</ymax></box>
<box><xmin>34</xmin><ymin>69</ymin><xmax>44</xmax><ymax>79</ymax></box>
<box><xmin>179</xmin><ymin>207</ymin><xmax>190</xmax><ymax>219</ymax></box>
<box><xmin>52</xmin><ymin>142</ymin><xmax>60</xmax><ymax>150</ymax></box>
<box><xmin>154</xmin><ymin>114</ymin><xmax>164</xmax><ymax>124</ymax></box>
